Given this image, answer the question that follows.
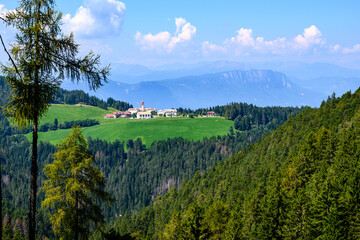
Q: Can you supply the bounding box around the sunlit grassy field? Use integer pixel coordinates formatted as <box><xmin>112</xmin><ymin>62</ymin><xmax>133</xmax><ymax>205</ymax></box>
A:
<box><xmin>25</xmin><ymin>104</ymin><xmax>234</xmax><ymax>146</ymax></box>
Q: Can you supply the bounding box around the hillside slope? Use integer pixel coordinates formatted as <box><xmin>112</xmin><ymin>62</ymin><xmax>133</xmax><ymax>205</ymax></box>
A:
<box><xmin>110</xmin><ymin>89</ymin><xmax>360</xmax><ymax>239</ymax></box>
<box><xmin>24</xmin><ymin>104</ymin><xmax>234</xmax><ymax>146</ymax></box>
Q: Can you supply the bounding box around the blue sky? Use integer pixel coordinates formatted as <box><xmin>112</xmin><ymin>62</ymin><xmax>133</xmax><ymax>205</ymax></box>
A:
<box><xmin>1</xmin><ymin>0</ymin><xmax>360</xmax><ymax>68</ymax></box>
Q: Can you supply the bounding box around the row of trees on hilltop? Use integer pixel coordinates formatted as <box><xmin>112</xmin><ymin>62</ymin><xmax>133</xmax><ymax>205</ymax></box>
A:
<box><xmin>107</xmin><ymin>89</ymin><xmax>360</xmax><ymax>239</ymax></box>
<box><xmin>18</xmin><ymin>118</ymin><xmax>100</xmax><ymax>133</ymax></box>
<box><xmin>52</xmin><ymin>88</ymin><xmax>133</xmax><ymax>111</ymax></box>
<box><xmin>178</xmin><ymin>103</ymin><xmax>304</xmax><ymax>131</ymax></box>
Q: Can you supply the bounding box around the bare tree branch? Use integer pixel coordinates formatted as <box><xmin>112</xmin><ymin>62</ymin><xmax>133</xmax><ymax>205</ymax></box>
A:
<box><xmin>0</xmin><ymin>34</ymin><xmax>22</xmax><ymax>79</ymax></box>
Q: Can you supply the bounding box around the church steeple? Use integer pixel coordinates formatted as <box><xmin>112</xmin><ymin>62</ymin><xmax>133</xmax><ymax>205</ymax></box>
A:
<box><xmin>140</xmin><ymin>101</ymin><xmax>145</xmax><ymax>111</ymax></box>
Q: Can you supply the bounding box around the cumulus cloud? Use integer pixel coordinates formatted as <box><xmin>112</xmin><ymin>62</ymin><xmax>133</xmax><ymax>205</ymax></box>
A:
<box><xmin>0</xmin><ymin>5</ymin><xmax>16</xmax><ymax>36</ymax></box>
<box><xmin>343</xmin><ymin>44</ymin><xmax>360</xmax><ymax>54</ymax></box>
<box><xmin>0</xmin><ymin>4</ymin><xmax>7</xmax><ymax>14</ymax></box>
<box><xmin>62</xmin><ymin>0</ymin><xmax>126</xmax><ymax>37</ymax></box>
<box><xmin>135</xmin><ymin>17</ymin><xmax>197</xmax><ymax>52</ymax></box>
<box><xmin>63</xmin><ymin>6</ymin><xmax>94</xmax><ymax>36</ymax></box>
<box><xmin>134</xmin><ymin>31</ymin><xmax>171</xmax><ymax>50</ymax></box>
<box><xmin>330</xmin><ymin>44</ymin><xmax>341</xmax><ymax>53</ymax></box>
<box><xmin>293</xmin><ymin>25</ymin><xmax>324</xmax><ymax>48</ymax></box>
<box><xmin>202</xmin><ymin>41</ymin><xmax>226</xmax><ymax>55</ymax></box>
<box><xmin>0</xmin><ymin>4</ymin><xmax>7</xmax><ymax>35</ymax></box>
<box><xmin>202</xmin><ymin>25</ymin><xmax>327</xmax><ymax>56</ymax></box>
<box><xmin>229</xmin><ymin>28</ymin><xmax>255</xmax><ymax>46</ymax></box>
<box><xmin>254</xmin><ymin>37</ymin><xmax>287</xmax><ymax>54</ymax></box>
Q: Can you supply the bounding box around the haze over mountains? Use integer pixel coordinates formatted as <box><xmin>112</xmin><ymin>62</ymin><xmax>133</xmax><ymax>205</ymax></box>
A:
<box><xmin>62</xmin><ymin>61</ymin><xmax>360</xmax><ymax>109</ymax></box>
<box><xmin>110</xmin><ymin>61</ymin><xmax>360</xmax><ymax>83</ymax></box>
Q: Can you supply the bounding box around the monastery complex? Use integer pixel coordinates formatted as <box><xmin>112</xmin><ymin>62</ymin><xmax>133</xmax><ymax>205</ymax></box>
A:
<box><xmin>105</xmin><ymin>101</ymin><xmax>177</xmax><ymax>119</ymax></box>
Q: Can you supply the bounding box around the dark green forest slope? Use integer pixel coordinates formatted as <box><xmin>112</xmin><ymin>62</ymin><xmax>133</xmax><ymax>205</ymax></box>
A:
<box><xmin>52</xmin><ymin>88</ymin><xmax>133</xmax><ymax>111</ymax></box>
<box><xmin>178</xmin><ymin>103</ymin><xmax>304</xmax><ymax>131</ymax></box>
<box><xmin>109</xmin><ymin>90</ymin><xmax>360</xmax><ymax>239</ymax></box>
<box><xmin>0</xmin><ymin>76</ymin><xmax>302</xmax><ymax>238</ymax></box>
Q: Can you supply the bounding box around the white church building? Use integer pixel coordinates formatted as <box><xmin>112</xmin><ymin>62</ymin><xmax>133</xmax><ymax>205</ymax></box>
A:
<box><xmin>128</xmin><ymin>101</ymin><xmax>156</xmax><ymax>119</ymax></box>
<box><xmin>126</xmin><ymin>101</ymin><xmax>178</xmax><ymax>119</ymax></box>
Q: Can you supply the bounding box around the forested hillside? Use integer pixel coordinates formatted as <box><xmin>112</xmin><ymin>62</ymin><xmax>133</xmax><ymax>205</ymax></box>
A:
<box><xmin>108</xmin><ymin>89</ymin><xmax>360</xmax><ymax>239</ymax></box>
<box><xmin>52</xmin><ymin>88</ymin><xmax>133</xmax><ymax>111</ymax></box>
<box><xmin>178</xmin><ymin>103</ymin><xmax>305</xmax><ymax>131</ymax></box>
<box><xmin>0</xmin><ymin>76</ymin><xmax>303</xmax><ymax>238</ymax></box>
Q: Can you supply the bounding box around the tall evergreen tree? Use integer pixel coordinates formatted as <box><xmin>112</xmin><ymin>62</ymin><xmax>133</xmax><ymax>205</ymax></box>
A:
<box><xmin>42</xmin><ymin>127</ymin><xmax>112</xmax><ymax>240</ymax></box>
<box><xmin>0</xmin><ymin>152</ymin><xmax>3</xmax><ymax>240</ymax></box>
<box><xmin>0</xmin><ymin>1</ymin><xmax>109</xmax><ymax>239</ymax></box>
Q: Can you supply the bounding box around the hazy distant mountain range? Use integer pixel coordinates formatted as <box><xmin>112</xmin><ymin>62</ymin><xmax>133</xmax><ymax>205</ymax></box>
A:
<box><xmin>62</xmin><ymin>61</ymin><xmax>360</xmax><ymax>109</ymax></box>
<box><xmin>110</xmin><ymin>61</ymin><xmax>360</xmax><ymax>83</ymax></box>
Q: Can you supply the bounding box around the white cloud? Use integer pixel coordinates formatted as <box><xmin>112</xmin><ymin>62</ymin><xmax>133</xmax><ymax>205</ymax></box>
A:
<box><xmin>343</xmin><ymin>44</ymin><xmax>360</xmax><ymax>54</ymax></box>
<box><xmin>63</xmin><ymin>6</ymin><xmax>95</xmax><ymax>36</ymax></box>
<box><xmin>202</xmin><ymin>25</ymin><xmax>327</xmax><ymax>56</ymax></box>
<box><xmin>229</xmin><ymin>28</ymin><xmax>255</xmax><ymax>46</ymax></box>
<box><xmin>135</xmin><ymin>17</ymin><xmax>197</xmax><ymax>52</ymax></box>
<box><xmin>255</xmin><ymin>37</ymin><xmax>287</xmax><ymax>54</ymax></box>
<box><xmin>62</xmin><ymin>0</ymin><xmax>126</xmax><ymax>37</ymax></box>
<box><xmin>330</xmin><ymin>44</ymin><xmax>341</xmax><ymax>53</ymax></box>
<box><xmin>175</xmin><ymin>18</ymin><xmax>187</xmax><ymax>33</ymax></box>
<box><xmin>202</xmin><ymin>41</ymin><xmax>226</xmax><ymax>55</ymax></box>
<box><xmin>293</xmin><ymin>25</ymin><xmax>324</xmax><ymax>49</ymax></box>
<box><xmin>0</xmin><ymin>4</ymin><xmax>7</xmax><ymax>14</ymax></box>
<box><xmin>135</xmin><ymin>31</ymin><xmax>171</xmax><ymax>50</ymax></box>
<box><xmin>0</xmin><ymin>4</ymin><xmax>8</xmax><ymax>32</ymax></box>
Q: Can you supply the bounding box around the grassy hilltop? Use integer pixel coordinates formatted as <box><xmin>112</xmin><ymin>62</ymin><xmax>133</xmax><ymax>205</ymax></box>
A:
<box><xmin>25</xmin><ymin>104</ymin><xmax>234</xmax><ymax>146</ymax></box>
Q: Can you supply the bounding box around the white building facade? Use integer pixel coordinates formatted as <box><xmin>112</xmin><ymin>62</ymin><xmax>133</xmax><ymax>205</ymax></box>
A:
<box><xmin>137</xmin><ymin>111</ymin><xmax>152</xmax><ymax>119</ymax></box>
<box><xmin>128</xmin><ymin>101</ymin><xmax>156</xmax><ymax>116</ymax></box>
<box><xmin>158</xmin><ymin>109</ymin><xmax>177</xmax><ymax>117</ymax></box>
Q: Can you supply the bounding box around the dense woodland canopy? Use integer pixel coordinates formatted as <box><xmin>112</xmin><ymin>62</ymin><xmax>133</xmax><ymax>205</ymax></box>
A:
<box><xmin>178</xmin><ymin>104</ymin><xmax>304</xmax><ymax>131</ymax></box>
<box><xmin>0</xmin><ymin>76</ymin><xmax>304</xmax><ymax>238</ymax></box>
<box><xmin>6</xmin><ymin>76</ymin><xmax>360</xmax><ymax>239</ymax></box>
<box><xmin>52</xmin><ymin>88</ymin><xmax>133</xmax><ymax>111</ymax></box>
<box><xmin>1</xmin><ymin>74</ymin><xmax>360</xmax><ymax>239</ymax></box>
<box><xmin>0</xmin><ymin>0</ymin><xmax>358</xmax><ymax>238</ymax></box>
<box><xmin>108</xmin><ymin>89</ymin><xmax>360</xmax><ymax>239</ymax></box>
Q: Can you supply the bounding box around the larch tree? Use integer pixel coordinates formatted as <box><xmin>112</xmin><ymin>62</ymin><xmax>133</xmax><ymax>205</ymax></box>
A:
<box><xmin>0</xmin><ymin>152</ymin><xmax>3</xmax><ymax>240</ymax></box>
<box><xmin>0</xmin><ymin>0</ymin><xmax>110</xmax><ymax>239</ymax></box>
<box><xmin>42</xmin><ymin>127</ymin><xmax>112</xmax><ymax>240</ymax></box>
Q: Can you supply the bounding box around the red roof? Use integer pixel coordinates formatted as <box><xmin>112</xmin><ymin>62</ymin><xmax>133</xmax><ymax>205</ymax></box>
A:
<box><xmin>207</xmin><ymin>111</ymin><xmax>215</xmax><ymax>114</ymax></box>
<box><xmin>113</xmin><ymin>111</ymin><xmax>131</xmax><ymax>115</ymax></box>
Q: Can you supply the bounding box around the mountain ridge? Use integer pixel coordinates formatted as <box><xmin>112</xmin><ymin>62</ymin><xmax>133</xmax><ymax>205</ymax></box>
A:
<box><xmin>62</xmin><ymin>69</ymin><xmax>324</xmax><ymax>109</ymax></box>
<box><xmin>110</xmin><ymin>61</ymin><xmax>360</xmax><ymax>83</ymax></box>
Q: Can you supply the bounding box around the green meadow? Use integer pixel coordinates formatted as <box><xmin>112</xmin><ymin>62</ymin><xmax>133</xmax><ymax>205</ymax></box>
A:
<box><xmin>38</xmin><ymin>104</ymin><xmax>116</xmax><ymax>124</ymax></box>
<box><xmin>25</xmin><ymin>104</ymin><xmax>234</xmax><ymax>146</ymax></box>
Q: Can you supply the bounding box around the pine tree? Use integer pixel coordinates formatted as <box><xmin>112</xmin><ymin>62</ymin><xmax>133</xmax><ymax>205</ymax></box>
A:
<box><xmin>0</xmin><ymin>1</ymin><xmax>109</xmax><ymax>239</ymax></box>
<box><xmin>202</xmin><ymin>200</ymin><xmax>230</xmax><ymax>239</ymax></box>
<box><xmin>181</xmin><ymin>202</ymin><xmax>203</xmax><ymax>240</ymax></box>
<box><xmin>160</xmin><ymin>212</ymin><xmax>184</xmax><ymax>240</ymax></box>
<box><xmin>42</xmin><ymin>127</ymin><xmax>112</xmax><ymax>240</ymax></box>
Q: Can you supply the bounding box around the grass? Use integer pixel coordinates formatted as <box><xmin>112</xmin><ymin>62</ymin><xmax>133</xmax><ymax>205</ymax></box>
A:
<box><xmin>25</xmin><ymin>104</ymin><xmax>234</xmax><ymax>146</ymax></box>
<box><xmin>38</xmin><ymin>104</ymin><xmax>115</xmax><ymax>125</ymax></box>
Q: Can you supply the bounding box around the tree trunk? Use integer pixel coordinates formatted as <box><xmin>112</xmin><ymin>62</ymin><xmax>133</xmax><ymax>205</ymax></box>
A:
<box><xmin>0</xmin><ymin>157</ymin><xmax>2</xmax><ymax>240</ymax></box>
<box><xmin>75</xmin><ymin>192</ymin><xmax>79</xmax><ymax>240</ymax></box>
<box><xmin>29</xmin><ymin>116</ymin><xmax>38</xmax><ymax>240</ymax></box>
<box><xmin>29</xmin><ymin>2</ymin><xmax>41</xmax><ymax>239</ymax></box>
